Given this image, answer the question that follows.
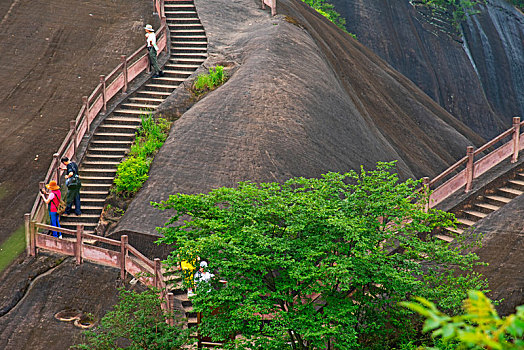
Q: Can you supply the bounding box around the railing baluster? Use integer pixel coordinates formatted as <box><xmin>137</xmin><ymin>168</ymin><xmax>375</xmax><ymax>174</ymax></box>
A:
<box><xmin>75</xmin><ymin>225</ymin><xmax>83</xmax><ymax>265</ymax></box>
<box><xmin>465</xmin><ymin>146</ymin><xmax>475</xmax><ymax>192</ymax></box>
<box><xmin>82</xmin><ymin>96</ymin><xmax>89</xmax><ymax>133</ymax></box>
<box><xmin>120</xmin><ymin>235</ymin><xmax>128</xmax><ymax>280</ymax></box>
<box><xmin>512</xmin><ymin>117</ymin><xmax>521</xmax><ymax>163</ymax></box>
<box><xmin>121</xmin><ymin>55</ymin><xmax>128</xmax><ymax>93</ymax></box>
<box><xmin>100</xmin><ymin>75</ymin><xmax>107</xmax><ymax>113</ymax></box>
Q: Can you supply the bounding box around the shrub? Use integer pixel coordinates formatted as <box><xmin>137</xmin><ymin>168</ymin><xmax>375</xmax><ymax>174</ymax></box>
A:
<box><xmin>113</xmin><ymin>114</ymin><xmax>171</xmax><ymax>197</ymax></box>
<box><xmin>113</xmin><ymin>156</ymin><xmax>150</xmax><ymax>197</ymax></box>
<box><xmin>193</xmin><ymin>66</ymin><xmax>227</xmax><ymax>94</ymax></box>
<box><xmin>72</xmin><ymin>288</ymin><xmax>189</xmax><ymax>350</ymax></box>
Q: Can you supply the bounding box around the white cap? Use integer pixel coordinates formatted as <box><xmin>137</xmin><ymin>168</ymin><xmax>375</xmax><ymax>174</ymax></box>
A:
<box><xmin>200</xmin><ymin>261</ymin><xmax>208</xmax><ymax>268</ymax></box>
<box><xmin>144</xmin><ymin>24</ymin><xmax>154</xmax><ymax>32</ymax></box>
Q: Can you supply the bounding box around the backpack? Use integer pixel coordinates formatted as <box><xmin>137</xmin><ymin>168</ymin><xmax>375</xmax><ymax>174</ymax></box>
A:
<box><xmin>51</xmin><ymin>191</ymin><xmax>67</xmax><ymax>215</ymax></box>
<box><xmin>65</xmin><ymin>162</ymin><xmax>81</xmax><ymax>188</ymax></box>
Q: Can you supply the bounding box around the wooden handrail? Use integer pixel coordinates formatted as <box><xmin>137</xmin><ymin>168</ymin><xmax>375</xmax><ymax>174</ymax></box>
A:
<box><xmin>474</xmin><ymin>127</ymin><xmax>514</xmax><ymax>156</ymax></box>
<box><xmin>126</xmin><ymin>243</ymin><xmax>155</xmax><ymax>270</ymax></box>
<box><xmin>82</xmin><ymin>232</ymin><xmax>121</xmax><ymax>246</ymax></box>
<box><xmin>35</xmin><ymin>223</ymin><xmax>77</xmax><ymax>235</ymax></box>
<box><xmin>428</xmin><ymin>117</ymin><xmax>522</xmax><ymax>208</ymax></box>
<box><xmin>429</xmin><ymin>155</ymin><xmax>468</xmax><ymax>187</ymax></box>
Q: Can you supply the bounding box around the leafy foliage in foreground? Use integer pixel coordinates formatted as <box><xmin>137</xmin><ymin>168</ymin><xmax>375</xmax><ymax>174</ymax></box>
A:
<box><xmin>154</xmin><ymin>162</ymin><xmax>488</xmax><ymax>349</ymax></box>
<box><xmin>113</xmin><ymin>115</ymin><xmax>170</xmax><ymax>197</ymax></box>
<box><xmin>72</xmin><ymin>288</ymin><xmax>189</xmax><ymax>350</ymax></box>
<box><xmin>402</xmin><ymin>291</ymin><xmax>524</xmax><ymax>349</ymax></box>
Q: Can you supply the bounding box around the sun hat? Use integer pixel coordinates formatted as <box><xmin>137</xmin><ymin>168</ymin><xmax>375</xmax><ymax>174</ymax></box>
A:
<box><xmin>46</xmin><ymin>180</ymin><xmax>60</xmax><ymax>191</ymax></box>
<box><xmin>200</xmin><ymin>261</ymin><xmax>208</xmax><ymax>268</ymax></box>
<box><xmin>144</xmin><ymin>24</ymin><xmax>155</xmax><ymax>32</ymax></box>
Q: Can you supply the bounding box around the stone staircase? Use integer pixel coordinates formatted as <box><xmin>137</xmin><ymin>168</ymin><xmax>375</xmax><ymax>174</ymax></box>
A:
<box><xmin>437</xmin><ymin>172</ymin><xmax>524</xmax><ymax>242</ymax></box>
<box><xmin>60</xmin><ymin>0</ymin><xmax>207</xmax><ymax>235</ymax></box>
<box><xmin>162</xmin><ymin>267</ymin><xmax>225</xmax><ymax>349</ymax></box>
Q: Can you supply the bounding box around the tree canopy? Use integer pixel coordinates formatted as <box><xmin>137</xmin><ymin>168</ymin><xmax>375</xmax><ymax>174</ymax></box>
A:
<box><xmin>154</xmin><ymin>162</ymin><xmax>488</xmax><ymax>349</ymax></box>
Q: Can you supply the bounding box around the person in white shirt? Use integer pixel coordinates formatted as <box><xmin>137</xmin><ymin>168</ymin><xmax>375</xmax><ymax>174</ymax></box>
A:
<box><xmin>144</xmin><ymin>24</ymin><xmax>163</xmax><ymax>77</ymax></box>
<box><xmin>191</xmin><ymin>261</ymin><xmax>214</xmax><ymax>296</ymax></box>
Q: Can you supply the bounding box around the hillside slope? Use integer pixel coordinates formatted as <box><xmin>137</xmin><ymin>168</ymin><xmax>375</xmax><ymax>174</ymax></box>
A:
<box><xmin>0</xmin><ymin>0</ymin><xmax>156</xmax><ymax>246</ymax></box>
<box><xmin>116</xmin><ymin>0</ymin><xmax>483</xmax><ymax>237</ymax></box>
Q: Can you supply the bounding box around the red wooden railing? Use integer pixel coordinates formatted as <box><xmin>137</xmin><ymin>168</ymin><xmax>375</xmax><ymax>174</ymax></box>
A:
<box><xmin>24</xmin><ymin>213</ymin><xmax>176</xmax><ymax>319</ymax></box>
<box><xmin>23</xmin><ymin>0</ymin><xmax>175</xmax><ymax>319</ymax></box>
<box><xmin>27</xmin><ymin>0</ymin><xmax>168</xmax><ymax>251</ymax></box>
<box><xmin>426</xmin><ymin>117</ymin><xmax>523</xmax><ymax>208</ymax></box>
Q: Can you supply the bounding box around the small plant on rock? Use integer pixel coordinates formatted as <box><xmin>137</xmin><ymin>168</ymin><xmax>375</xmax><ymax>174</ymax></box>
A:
<box><xmin>192</xmin><ymin>66</ymin><xmax>227</xmax><ymax>94</ymax></box>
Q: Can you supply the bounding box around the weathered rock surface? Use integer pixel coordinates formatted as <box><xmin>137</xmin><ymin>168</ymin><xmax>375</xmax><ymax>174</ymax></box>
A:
<box><xmin>0</xmin><ymin>252</ymin><xmax>143</xmax><ymax>350</ymax></box>
<box><xmin>0</xmin><ymin>0</ymin><xmax>157</xmax><ymax>246</ymax></box>
<box><xmin>467</xmin><ymin>194</ymin><xmax>524</xmax><ymax>315</ymax></box>
<box><xmin>116</xmin><ymin>0</ymin><xmax>483</xmax><ymax>238</ymax></box>
<box><xmin>331</xmin><ymin>0</ymin><xmax>524</xmax><ymax>139</ymax></box>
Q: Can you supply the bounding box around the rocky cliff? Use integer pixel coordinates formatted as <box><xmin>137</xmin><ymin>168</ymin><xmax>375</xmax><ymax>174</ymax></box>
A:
<box><xmin>115</xmin><ymin>0</ymin><xmax>483</xmax><ymax>238</ymax></box>
<box><xmin>331</xmin><ymin>0</ymin><xmax>524</xmax><ymax>139</ymax></box>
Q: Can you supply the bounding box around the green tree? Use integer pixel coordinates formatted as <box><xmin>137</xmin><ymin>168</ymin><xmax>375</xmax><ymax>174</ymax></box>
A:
<box><xmin>402</xmin><ymin>291</ymin><xmax>524</xmax><ymax>349</ymax></box>
<box><xmin>72</xmin><ymin>288</ymin><xmax>189</xmax><ymax>350</ymax></box>
<box><xmin>154</xmin><ymin>162</ymin><xmax>488</xmax><ymax>349</ymax></box>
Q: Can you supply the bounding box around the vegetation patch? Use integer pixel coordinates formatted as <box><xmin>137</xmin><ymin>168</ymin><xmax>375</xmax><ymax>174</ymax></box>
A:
<box><xmin>416</xmin><ymin>0</ymin><xmax>486</xmax><ymax>28</ymax></box>
<box><xmin>154</xmin><ymin>162</ymin><xmax>489</xmax><ymax>349</ymax></box>
<box><xmin>112</xmin><ymin>115</ymin><xmax>171</xmax><ymax>198</ymax></box>
<box><xmin>508</xmin><ymin>0</ymin><xmax>524</xmax><ymax>11</ymax></box>
<box><xmin>72</xmin><ymin>288</ymin><xmax>189</xmax><ymax>349</ymax></box>
<box><xmin>192</xmin><ymin>66</ymin><xmax>227</xmax><ymax>95</ymax></box>
<box><xmin>0</xmin><ymin>225</ymin><xmax>26</xmax><ymax>273</ymax></box>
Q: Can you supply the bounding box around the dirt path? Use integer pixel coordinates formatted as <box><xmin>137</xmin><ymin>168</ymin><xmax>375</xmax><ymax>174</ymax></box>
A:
<box><xmin>0</xmin><ymin>0</ymin><xmax>157</xmax><ymax>247</ymax></box>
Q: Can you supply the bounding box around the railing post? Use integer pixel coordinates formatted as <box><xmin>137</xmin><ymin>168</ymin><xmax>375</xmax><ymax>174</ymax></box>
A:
<box><xmin>100</xmin><ymin>75</ymin><xmax>107</xmax><ymax>113</ymax></box>
<box><xmin>121</xmin><ymin>55</ymin><xmax>128</xmax><ymax>93</ymax></box>
<box><xmin>120</xmin><ymin>235</ymin><xmax>128</xmax><ymax>280</ymax></box>
<box><xmin>271</xmin><ymin>0</ymin><xmax>277</xmax><ymax>16</ymax></box>
<box><xmin>83</xmin><ymin>96</ymin><xmax>89</xmax><ymax>133</ymax></box>
<box><xmin>167</xmin><ymin>292</ymin><xmax>175</xmax><ymax>326</ymax></box>
<box><xmin>30</xmin><ymin>220</ymin><xmax>37</xmax><ymax>257</ymax></box>
<box><xmin>154</xmin><ymin>258</ymin><xmax>161</xmax><ymax>288</ymax></box>
<box><xmin>422</xmin><ymin>177</ymin><xmax>430</xmax><ymax>212</ymax></box>
<box><xmin>465</xmin><ymin>146</ymin><xmax>475</xmax><ymax>192</ymax></box>
<box><xmin>75</xmin><ymin>225</ymin><xmax>83</xmax><ymax>265</ymax></box>
<box><xmin>162</xmin><ymin>18</ymin><xmax>168</xmax><ymax>53</ymax></box>
<box><xmin>25</xmin><ymin>213</ymin><xmax>31</xmax><ymax>256</ymax></box>
<box><xmin>70</xmin><ymin>120</ymin><xmax>77</xmax><ymax>159</ymax></box>
<box><xmin>511</xmin><ymin>116</ymin><xmax>520</xmax><ymax>163</ymax></box>
<box><xmin>160</xmin><ymin>0</ymin><xmax>165</xmax><ymax>18</ymax></box>
<box><xmin>53</xmin><ymin>153</ymin><xmax>60</xmax><ymax>185</ymax></box>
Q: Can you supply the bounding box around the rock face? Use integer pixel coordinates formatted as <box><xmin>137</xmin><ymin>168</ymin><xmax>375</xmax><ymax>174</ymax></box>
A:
<box><xmin>116</xmin><ymin>0</ymin><xmax>483</xmax><ymax>238</ymax></box>
<box><xmin>330</xmin><ymin>0</ymin><xmax>524</xmax><ymax>139</ymax></box>
<box><xmin>467</xmin><ymin>194</ymin><xmax>524</xmax><ymax>315</ymax></box>
<box><xmin>0</xmin><ymin>0</ymin><xmax>157</xmax><ymax>246</ymax></box>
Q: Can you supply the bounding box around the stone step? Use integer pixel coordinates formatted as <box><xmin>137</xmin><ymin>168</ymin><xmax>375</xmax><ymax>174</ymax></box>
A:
<box><xmin>89</xmin><ymin>140</ymin><xmax>134</xmax><ymax>148</ymax></box>
<box><xmin>128</xmin><ymin>97</ymin><xmax>165</xmax><ymax>104</ymax></box>
<box><xmin>484</xmin><ymin>195</ymin><xmax>512</xmax><ymax>205</ymax></box>
<box><xmin>120</xmin><ymin>102</ymin><xmax>159</xmax><ymax>109</ymax></box>
<box><xmin>79</xmin><ymin>168</ymin><xmax>117</xmax><ymax>178</ymax></box>
<box><xmin>474</xmin><ymin>202</ymin><xmax>500</xmax><ymax>212</ymax></box>
<box><xmin>61</xmin><ymin>214</ymin><xmax>100</xmax><ymax>223</ymax></box>
<box><xmin>164</xmin><ymin>63</ymin><xmax>201</xmax><ymax>69</ymax></box>
<box><xmin>92</xmin><ymin>132</ymin><xmax>136</xmax><ymax>141</ymax></box>
<box><xmin>80</xmin><ymin>198</ymin><xmax>107</xmax><ymax>206</ymax></box>
<box><xmin>172</xmin><ymin>40</ymin><xmax>208</xmax><ymax>46</ymax></box>
<box><xmin>172</xmin><ymin>46</ymin><xmax>207</xmax><ymax>52</ymax></box>
<box><xmin>144</xmin><ymin>83</ymin><xmax>179</xmax><ymax>90</ymax></box>
<box><xmin>104</xmin><ymin>116</ymin><xmax>142</xmax><ymax>125</ymax></box>
<box><xmin>508</xmin><ymin>179</ymin><xmax>524</xmax><ymax>190</ymax></box>
<box><xmin>84</xmin><ymin>154</ymin><xmax>124</xmax><ymax>161</ymax></box>
<box><xmin>168</xmin><ymin>23</ymin><xmax>204</xmax><ymax>28</ymax></box>
<box><xmin>170</xmin><ymin>29</ymin><xmax>205</xmax><ymax>34</ymax></box>
<box><xmin>134</xmin><ymin>90</ymin><xmax>172</xmax><ymax>97</ymax></box>
<box><xmin>456</xmin><ymin>218</ymin><xmax>476</xmax><ymax>227</ymax></box>
<box><xmin>161</xmin><ymin>69</ymin><xmax>193</xmax><ymax>76</ymax></box>
<box><xmin>445</xmin><ymin>226</ymin><xmax>464</xmax><ymax>235</ymax></box>
<box><xmin>80</xmin><ymin>176</ymin><xmax>115</xmax><ymax>184</ymax></box>
<box><xmin>462</xmin><ymin>210</ymin><xmax>487</xmax><ymax>220</ymax></box>
<box><xmin>498</xmin><ymin>187</ymin><xmax>523</xmax><ymax>198</ymax></box>
<box><xmin>435</xmin><ymin>234</ymin><xmax>454</xmax><ymax>242</ymax></box>
<box><xmin>171</xmin><ymin>35</ymin><xmax>206</xmax><ymax>40</ymax></box>
<box><xmin>152</xmin><ymin>76</ymin><xmax>187</xmax><ymax>83</ymax></box>
<box><xmin>113</xmin><ymin>109</ymin><xmax>153</xmax><ymax>116</ymax></box>
<box><xmin>81</xmin><ymin>160</ymin><xmax>120</xmax><ymax>168</ymax></box>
